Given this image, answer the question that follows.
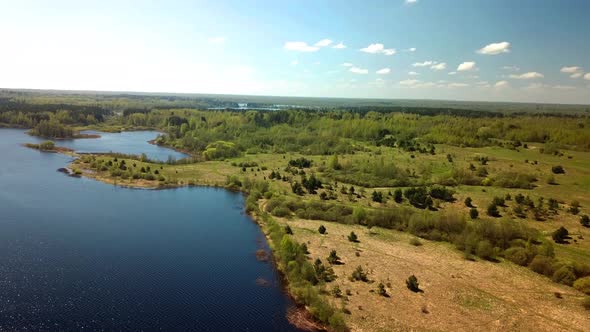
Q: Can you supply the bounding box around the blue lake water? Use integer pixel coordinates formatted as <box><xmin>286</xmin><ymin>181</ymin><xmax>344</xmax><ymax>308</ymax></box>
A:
<box><xmin>56</xmin><ymin>130</ymin><xmax>188</xmax><ymax>161</ymax></box>
<box><xmin>0</xmin><ymin>129</ymin><xmax>299</xmax><ymax>331</ymax></box>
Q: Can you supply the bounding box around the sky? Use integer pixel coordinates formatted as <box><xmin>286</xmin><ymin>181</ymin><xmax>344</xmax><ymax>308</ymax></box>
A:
<box><xmin>1</xmin><ymin>0</ymin><xmax>589</xmax><ymax>104</ymax></box>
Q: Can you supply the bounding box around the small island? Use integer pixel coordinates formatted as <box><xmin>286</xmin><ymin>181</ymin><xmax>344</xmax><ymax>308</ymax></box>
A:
<box><xmin>24</xmin><ymin>140</ymin><xmax>74</xmax><ymax>153</ymax></box>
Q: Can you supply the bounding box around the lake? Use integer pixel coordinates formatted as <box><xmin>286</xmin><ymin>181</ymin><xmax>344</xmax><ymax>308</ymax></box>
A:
<box><xmin>0</xmin><ymin>129</ymin><xmax>299</xmax><ymax>331</ymax></box>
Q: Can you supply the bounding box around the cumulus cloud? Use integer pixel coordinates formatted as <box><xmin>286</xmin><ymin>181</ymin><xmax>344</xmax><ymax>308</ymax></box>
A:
<box><xmin>407</xmin><ymin>47</ymin><xmax>416</xmax><ymax>52</ymax></box>
<box><xmin>405</xmin><ymin>0</ymin><xmax>418</xmax><ymax>4</ymax></box>
<box><xmin>208</xmin><ymin>36</ymin><xmax>226</xmax><ymax>44</ymax></box>
<box><xmin>509</xmin><ymin>72</ymin><xmax>544</xmax><ymax>79</ymax></box>
<box><xmin>349</xmin><ymin>66</ymin><xmax>368</xmax><ymax>74</ymax></box>
<box><xmin>502</xmin><ymin>65</ymin><xmax>520</xmax><ymax>71</ymax></box>
<box><xmin>494</xmin><ymin>80</ymin><xmax>509</xmax><ymax>88</ymax></box>
<box><xmin>553</xmin><ymin>85</ymin><xmax>576</xmax><ymax>90</ymax></box>
<box><xmin>585</xmin><ymin>73</ymin><xmax>590</xmax><ymax>80</ymax></box>
<box><xmin>284</xmin><ymin>41</ymin><xmax>319</xmax><ymax>52</ymax></box>
<box><xmin>408</xmin><ymin>71</ymin><xmax>419</xmax><ymax>76</ymax></box>
<box><xmin>360</xmin><ymin>43</ymin><xmax>396</xmax><ymax>55</ymax></box>
<box><xmin>376</xmin><ymin>68</ymin><xmax>391</xmax><ymax>74</ymax></box>
<box><xmin>342</xmin><ymin>63</ymin><xmax>353</xmax><ymax>67</ymax></box>
<box><xmin>477</xmin><ymin>42</ymin><xmax>511</xmax><ymax>55</ymax></box>
<box><xmin>314</xmin><ymin>39</ymin><xmax>333</xmax><ymax>47</ymax></box>
<box><xmin>457</xmin><ymin>61</ymin><xmax>476</xmax><ymax>71</ymax></box>
<box><xmin>332</xmin><ymin>42</ymin><xmax>346</xmax><ymax>49</ymax></box>
<box><xmin>448</xmin><ymin>83</ymin><xmax>469</xmax><ymax>88</ymax></box>
<box><xmin>571</xmin><ymin>73</ymin><xmax>583</xmax><ymax>78</ymax></box>
<box><xmin>560</xmin><ymin>66</ymin><xmax>582</xmax><ymax>73</ymax></box>
<box><xmin>448</xmin><ymin>72</ymin><xmax>457</xmax><ymax>75</ymax></box>
<box><xmin>399</xmin><ymin>79</ymin><xmax>420</xmax><ymax>86</ymax></box>
<box><xmin>413</xmin><ymin>61</ymin><xmax>435</xmax><ymax>67</ymax></box>
<box><xmin>431</xmin><ymin>62</ymin><xmax>447</xmax><ymax>71</ymax></box>
<box><xmin>290</xmin><ymin>60</ymin><xmax>299</xmax><ymax>66</ymax></box>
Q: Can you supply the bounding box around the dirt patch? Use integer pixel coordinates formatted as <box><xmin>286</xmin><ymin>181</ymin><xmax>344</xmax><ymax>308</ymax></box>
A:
<box><xmin>281</xmin><ymin>218</ymin><xmax>590</xmax><ymax>332</ymax></box>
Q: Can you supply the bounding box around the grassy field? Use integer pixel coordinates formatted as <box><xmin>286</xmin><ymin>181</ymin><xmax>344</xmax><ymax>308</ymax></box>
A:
<box><xmin>67</xmin><ymin>137</ymin><xmax>590</xmax><ymax>331</ymax></box>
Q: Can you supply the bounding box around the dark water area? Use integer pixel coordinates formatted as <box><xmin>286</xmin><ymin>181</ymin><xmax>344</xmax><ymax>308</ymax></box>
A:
<box><xmin>0</xmin><ymin>129</ymin><xmax>299</xmax><ymax>331</ymax></box>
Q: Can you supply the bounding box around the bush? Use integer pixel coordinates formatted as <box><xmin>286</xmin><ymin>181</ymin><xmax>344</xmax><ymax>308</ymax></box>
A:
<box><xmin>504</xmin><ymin>247</ymin><xmax>530</xmax><ymax>266</ymax></box>
<box><xmin>351</xmin><ymin>266</ymin><xmax>368</xmax><ymax>282</ymax></box>
<box><xmin>573</xmin><ymin>277</ymin><xmax>590</xmax><ymax>295</ymax></box>
<box><xmin>318</xmin><ymin>225</ymin><xmax>326</xmax><ymax>234</ymax></box>
<box><xmin>271</xmin><ymin>206</ymin><xmax>291</xmax><ymax>217</ymax></box>
<box><xmin>475</xmin><ymin>240</ymin><xmax>494</xmax><ymax>260</ymax></box>
<box><xmin>406</xmin><ymin>275</ymin><xmax>420</xmax><ymax>292</ymax></box>
<box><xmin>551</xmin><ymin>165</ymin><xmax>565</xmax><ymax>174</ymax></box>
<box><xmin>394</xmin><ymin>189</ymin><xmax>403</xmax><ymax>203</ymax></box>
<box><xmin>469</xmin><ymin>208</ymin><xmax>479</xmax><ymax>219</ymax></box>
<box><xmin>464</xmin><ymin>197</ymin><xmax>473</xmax><ymax>207</ymax></box>
<box><xmin>284</xmin><ymin>225</ymin><xmax>293</xmax><ymax>235</ymax></box>
<box><xmin>552</xmin><ymin>266</ymin><xmax>576</xmax><ymax>286</ymax></box>
<box><xmin>487</xmin><ymin>203</ymin><xmax>501</xmax><ymax>217</ymax></box>
<box><xmin>377</xmin><ymin>283</ymin><xmax>387</xmax><ymax>296</ymax></box>
<box><xmin>348</xmin><ymin>231</ymin><xmax>358</xmax><ymax>242</ymax></box>
<box><xmin>372</xmin><ymin>191</ymin><xmax>384</xmax><ymax>203</ymax></box>
<box><xmin>529</xmin><ymin>255</ymin><xmax>555</xmax><ymax>276</ymax></box>
<box><xmin>581</xmin><ymin>215</ymin><xmax>590</xmax><ymax>227</ymax></box>
<box><xmin>429</xmin><ymin>186</ymin><xmax>455</xmax><ymax>202</ymax></box>
<box><xmin>552</xmin><ymin>226</ymin><xmax>569</xmax><ymax>243</ymax></box>
<box><xmin>410</xmin><ymin>238</ymin><xmax>422</xmax><ymax>246</ymax></box>
<box><xmin>327</xmin><ymin>250</ymin><xmax>340</xmax><ymax>264</ymax></box>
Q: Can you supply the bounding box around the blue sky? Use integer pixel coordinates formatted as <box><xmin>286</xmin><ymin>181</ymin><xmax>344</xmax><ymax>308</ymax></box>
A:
<box><xmin>1</xmin><ymin>0</ymin><xmax>589</xmax><ymax>104</ymax></box>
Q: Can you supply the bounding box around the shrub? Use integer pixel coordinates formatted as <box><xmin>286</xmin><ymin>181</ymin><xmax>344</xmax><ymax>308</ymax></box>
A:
<box><xmin>551</xmin><ymin>165</ymin><xmax>565</xmax><ymax>174</ymax></box>
<box><xmin>394</xmin><ymin>189</ymin><xmax>403</xmax><ymax>203</ymax></box>
<box><xmin>552</xmin><ymin>266</ymin><xmax>576</xmax><ymax>286</ymax></box>
<box><xmin>271</xmin><ymin>206</ymin><xmax>291</xmax><ymax>217</ymax></box>
<box><xmin>331</xmin><ymin>285</ymin><xmax>342</xmax><ymax>298</ymax></box>
<box><xmin>406</xmin><ymin>275</ymin><xmax>420</xmax><ymax>292</ymax></box>
<box><xmin>552</xmin><ymin>226</ymin><xmax>569</xmax><ymax>243</ymax></box>
<box><xmin>372</xmin><ymin>191</ymin><xmax>384</xmax><ymax>203</ymax></box>
<box><xmin>464</xmin><ymin>197</ymin><xmax>473</xmax><ymax>207</ymax></box>
<box><xmin>475</xmin><ymin>240</ymin><xmax>494</xmax><ymax>260</ymax></box>
<box><xmin>348</xmin><ymin>231</ymin><xmax>359</xmax><ymax>242</ymax></box>
<box><xmin>429</xmin><ymin>186</ymin><xmax>455</xmax><ymax>202</ymax></box>
<box><xmin>487</xmin><ymin>203</ymin><xmax>501</xmax><ymax>217</ymax></box>
<box><xmin>504</xmin><ymin>247</ymin><xmax>530</xmax><ymax>266</ymax></box>
<box><xmin>377</xmin><ymin>283</ymin><xmax>387</xmax><ymax>296</ymax></box>
<box><xmin>573</xmin><ymin>277</ymin><xmax>590</xmax><ymax>295</ymax></box>
<box><xmin>351</xmin><ymin>266</ymin><xmax>368</xmax><ymax>282</ymax></box>
<box><xmin>581</xmin><ymin>215</ymin><xmax>590</xmax><ymax>227</ymax></box>
<box><xmin>469</xmin><ymin>208</ymin><xmax>479</xmax><ymax>219</ymax></box>
<box><xmin>529</xmin><ymin>255</ymin><xmax>555</xmax><ymax>276</ymax></box>
<box><xmin>284</xmin><ymin>225</ymin><xmax>293</xmax><ymax>235</ymax></box>
<box><xmin>570</xmin><ymin>201</ymin><xmax>581</xmax><ymax>215</ymax></box>
<box><xmin>410</xmin><ymin>238</ymin><xmax>422</xmax><ymax>246</ymax></box>
<box><xmin>327</xmin><ymin>250</ymin><xmax>340</xmax><ymax>265</ymax></box>
<box><xmin>318</xmin><ymin>225</ymin><xmax>326</xmax><ymax>234</ymax></box>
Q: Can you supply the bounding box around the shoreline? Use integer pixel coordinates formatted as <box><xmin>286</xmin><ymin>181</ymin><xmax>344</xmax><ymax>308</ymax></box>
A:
<box><xmin>60</xmin><ymin>152</ymin><xmax>329</xmax><ymax>331</ymax></box>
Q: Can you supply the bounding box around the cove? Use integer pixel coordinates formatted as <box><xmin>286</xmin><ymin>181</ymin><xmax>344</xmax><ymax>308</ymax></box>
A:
<box><xmin>0</xmin><ymin>129</ymin><xmax>300</xmax><ymax>330</ymax></box>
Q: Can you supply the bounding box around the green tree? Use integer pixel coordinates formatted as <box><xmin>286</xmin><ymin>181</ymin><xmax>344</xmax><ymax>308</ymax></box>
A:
<box><xmin>377</xmin><ymin>283</ymin><xmax>387</xmax><ymax>296</ymax></box>
<box><xmin>469</xmin><ymin>208</ymin><xmax>479</xmax><ymax>219</ymax></box>
<box><xmin>464</xmin><ymin>197</ymin><xmax>473</xmax><ymax>207</ymax></box>
<box><xmin>327</xmin><ymin>250</ymin><xmax>340</xmax><ymax>264</ymax></box>
<box><xmin>406</xmin><ymin>275</ymin><xmax>420</xmax><ymax>292</ymax></box>
<box><xmin>348</xmin><ymin>231</ymin><xmax>358</xmax><ymax>242</ymax></box>
<box><xmin>318</xmin><ymin>225</ymin><xmax>327</xmax><ymax>234</ymax></box>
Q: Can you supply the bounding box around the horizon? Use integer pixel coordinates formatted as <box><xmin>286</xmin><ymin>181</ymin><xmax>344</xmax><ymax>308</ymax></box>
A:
<box><xmin>1</xmin><ymin>0</ymin><xmax>590</xmax><ymax>104</ymax></box>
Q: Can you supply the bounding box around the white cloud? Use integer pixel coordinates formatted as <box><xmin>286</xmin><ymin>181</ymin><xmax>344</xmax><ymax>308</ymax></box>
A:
<box><xmin>571</xmin><ymin>73</ymin><xmax>583</xmax><ymax>78</ymax></box>
<box><xmin>553</xmin><ymin>85</ymin><xmax>576</xmax><ymax>90</ymax></box>
<box><xmin>408</xmin><ymin>71</ymin><xmax>419</xmax><ymax>76</ymax></box>
<box><xmin>399</xmin><ymin>79</ymin><xmax>420</xmax><ymax>86</ymax></box>
<box><xmin>284</xmin><ymin>41</ymin><xmax>319</xmax><ymax>52</ymax></box>
<box><xmin>509</xmin><ymin>72</ymin><xmax>544</xmax><ymax>79</ymax></box>
<box><xmin>349</xmin><ymin>66</ymin><xmax>368</xmax><ymax>74</ymax></box>
<box><xmin>405</xmin><ymin>0</ymin><xmax>418</xmax><ymax>4</ymax></box>
<box><xmin>342</xmin><ymin>62</ymin><xmax>353</xmax><ymax>67</ymax></box>
<box><xmin>413</xmin><ymin>61</ymin><xmax>435</xmax><ymax>67</ymax></box>
<box><xmin>208</xmin><ymin>36</ymin><xmax>226</xmax><ymax>44</ymax></box>
<box><xmin>448</xmin><ymin>83</ymin><xmax>469</xmax><ymax>88</ymax></box>
<box><xmin>360</xmin><ymin>43</ymin><xmax>396</xmax><ymax>55</ymax></box>
<box><xmin>560</xmin><ymin>66</ymin><xmax>582</xmax><ymax>73</ymax></box>
<box><xmin>376</xmin><ymin>68</ymin><xmax>391</xmax><ymax>74</ymax></box>
<box><xmin>477</xmin><ymin>42</ymin><xmax>511</xmax><ymax>55</ymax></box>
<box><xmin>290</xmin><ymin>60</ymin><xmax>299</xmax><ymax>66</ymax></box>
<box><xmin>494</xmin><ymin>80</ymin><xmax>509</xmax><ymax>88</ymax></box>
<box><xmin>585</xmin><ymin>73</ymin><xmax>590</xmax><ymax>80</ymax></box>
<box><xmin>314</xmin><ymin>39</ymin><xmax>333</xmax><ymax>47</ymax></box>
<box><xmin>407</xmin><ymin>47</ymin><xmax>416</xmax><ymax>52</ymax></box>
<box><xmin>457</xmin><ymin>61</ymin><xmax>476</xmax><ymax>71</ymax></box>
<box><xmin>448</xmin><ymin>71</ymin><xmax>457</xmax><ymax>75</ymax></box>
<box><xmin>502</xmin><ymin>65</ymin><xmax>520</xmax><ymax>71</ymax></box>
<box><xmin>333</xmin><ymin>42</ymin><xmax>346</xmax><ymax>49</ymax></box>
<box><xmin>431</xmin><ymin>62</ymin><xmax>447</xmax><ymax>70</ymax></box>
